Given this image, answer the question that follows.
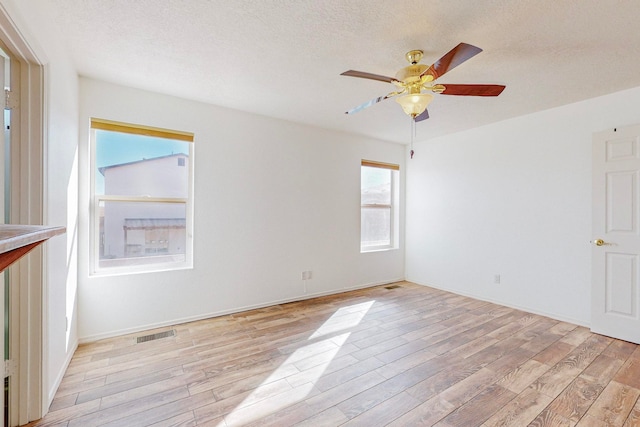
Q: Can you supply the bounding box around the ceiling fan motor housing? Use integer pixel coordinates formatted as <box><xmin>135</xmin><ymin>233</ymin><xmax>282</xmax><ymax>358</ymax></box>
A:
<box><xmin>395</xmin><ymin>64</ymin><xmax>429</xmax><ymax>84</ymax></box>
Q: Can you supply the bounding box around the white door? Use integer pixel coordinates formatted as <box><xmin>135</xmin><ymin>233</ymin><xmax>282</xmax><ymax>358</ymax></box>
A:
<box><xmin>592</xmin><ymin>125</ymin><xmax>640</xmax><ymax>344</ymax></box>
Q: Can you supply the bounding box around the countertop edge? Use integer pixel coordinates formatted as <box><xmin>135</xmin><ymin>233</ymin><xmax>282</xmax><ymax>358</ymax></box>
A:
<box><xmin>0</xmin><ymin>225</ymin><xmax>66</xmax><ymax>254</ymax></box>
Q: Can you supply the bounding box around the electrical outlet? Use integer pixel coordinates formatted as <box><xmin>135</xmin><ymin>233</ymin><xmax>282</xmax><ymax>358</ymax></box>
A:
<box><xmin>301</xmin><ymin>271</ymin><xmax>312</xmax><ymax>280</ymax></box>
<box><xmin>494</xmin><ymin>274</ymin><xmax>501</xmax><ymax>284</ymax></box>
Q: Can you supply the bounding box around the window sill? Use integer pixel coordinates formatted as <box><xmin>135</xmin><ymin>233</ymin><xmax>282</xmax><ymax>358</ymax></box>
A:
<box><xmin>90</xmin><ymin>261</ymin><xmax>193</xmax><ymax>278</ymax></box>
<box><xmin>360</xmin><ymin>246</ymin><xmax>397</xmax><ymax>254</ymax></box>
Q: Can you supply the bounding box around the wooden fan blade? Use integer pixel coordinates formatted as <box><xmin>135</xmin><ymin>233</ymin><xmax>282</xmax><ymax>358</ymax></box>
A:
<box><xmin>341</xmin><ymin>70</ymin><xmax>398</xmax><ymax>83</ymax></box>
<box><xmin>345</xmin><ymin>92</ymin><xmax>397</xmax><ymax>115</ymax></box>
<box><xmin>414</xmin><ymin>109</ymin><xmax>429</xmax><ymax>122</ymax></box>
<box><xmin>421</xmin><ymin>43</ymin><xmax>483</xmax><ymax>80</ymax></box>
<box><xmin>440</xmin><ymin>84</ymin><xmax>506</xmax><ymax>96</ymax></box>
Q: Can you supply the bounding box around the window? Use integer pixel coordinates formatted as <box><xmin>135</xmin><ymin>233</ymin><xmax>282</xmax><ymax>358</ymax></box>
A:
<box><xmin>90</xmin><ymin>118</ymin><xmax>194</xmax><ymax>275</ymax></box>
<box><xmin>361</xmin><ymin>160</ymin><xmax>399</xmax><ymax>251</ymax></box>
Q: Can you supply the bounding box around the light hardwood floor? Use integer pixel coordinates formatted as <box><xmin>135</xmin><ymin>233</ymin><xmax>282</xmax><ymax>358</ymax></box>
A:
<box><xmin>25</xmin><ymin>281</ymin><xmax>640</xmax><ymax>426</ymax></box>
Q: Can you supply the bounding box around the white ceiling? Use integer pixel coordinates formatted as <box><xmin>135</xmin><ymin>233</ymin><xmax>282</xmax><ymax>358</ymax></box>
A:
<box><xmin>37</xmin><ymin>0</ymin><xmax>640</xmax><ymax>144</ymax></box>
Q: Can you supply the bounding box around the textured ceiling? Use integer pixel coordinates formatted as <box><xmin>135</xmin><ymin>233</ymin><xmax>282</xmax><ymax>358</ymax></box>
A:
<box><xmin>34</xmin><ymin>0</ymin><xmax>640</xmax><ymax>143</ymax></box>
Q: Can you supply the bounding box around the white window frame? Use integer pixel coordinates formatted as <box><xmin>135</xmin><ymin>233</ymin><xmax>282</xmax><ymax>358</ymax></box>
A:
<box><xmin>89</xmin><ymin>119</ymin><xmax>194</xmax><ymax>276</ymax></box>
<box><xmin>360</xmin><ymin>160</ymin><xmax>399</xmax><ymax>252</ymax></box>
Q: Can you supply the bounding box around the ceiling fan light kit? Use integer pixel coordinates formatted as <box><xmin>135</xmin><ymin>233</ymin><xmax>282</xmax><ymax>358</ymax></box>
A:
<box><xmin>396</xmin><ymin>93</ymin><xmax>433</xmax><ymax>117</ymax></box>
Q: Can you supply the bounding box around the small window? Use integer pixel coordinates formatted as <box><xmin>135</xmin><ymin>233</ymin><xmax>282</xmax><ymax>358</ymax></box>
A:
<box><xmin>90</xmin><ymin>118</ymin><xmax>194</xmax><ymax>275</ymax></box>
<box><xmin>361</xmin><ymin>160</ymin><xmax>399</xmax><ymax>252</ymax></box>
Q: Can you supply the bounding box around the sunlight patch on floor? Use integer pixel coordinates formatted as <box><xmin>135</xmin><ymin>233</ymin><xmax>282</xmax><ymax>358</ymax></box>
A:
<box><xmin>308</xmin><ymin>300</ymin><xmax>376</xmax><ymax>340</ymax></box>
<box><xmin>218</xmin><ymin>300</ymin><xmax>375</xmax><ymax>426</ymax></box>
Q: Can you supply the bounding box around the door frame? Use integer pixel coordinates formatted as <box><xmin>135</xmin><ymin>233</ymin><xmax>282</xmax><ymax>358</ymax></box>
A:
<box><xmin>0</xmin><ymin>3</ymin><xmax>47</xmax><ymax>424</ymax></box>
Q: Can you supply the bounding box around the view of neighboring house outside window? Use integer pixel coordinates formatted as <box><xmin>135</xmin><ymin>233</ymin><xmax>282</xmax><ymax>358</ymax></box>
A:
<box><xmin>360</xmin><ymin>160</ymin><xmax>399</xmax><ymax>252</ymax></box>
<box><xmin>91</xmin><ymin>119</ymin><xmax>194</xmax><ymax>275</ymax></box>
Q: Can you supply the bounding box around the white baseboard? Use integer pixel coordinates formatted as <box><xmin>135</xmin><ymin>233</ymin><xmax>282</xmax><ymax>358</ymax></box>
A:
<box><xmin>48</xmin><ymin>339</ymin><xmax>78</xmax><ymax>407</ymax></box>
<box><xmin>409</xmin><ymin>279</ymin><xmax>590</xmax><ymax>328</ymax></box>
<box><xmin>78</xmin><ymin>278</ymin><xmax>405</xmax><ymax>343</ymax></box>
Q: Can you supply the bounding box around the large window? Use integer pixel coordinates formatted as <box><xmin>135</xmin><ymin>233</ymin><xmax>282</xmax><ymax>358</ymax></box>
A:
<box><xmin>90</xmin><ymin>119</ymin><xmax>194</xmax><ymax>275</ymax></box>
<box><xmin>361</xmin><ymin>160</ymin><xmax>399</xmax><ymax>251</ymax></box>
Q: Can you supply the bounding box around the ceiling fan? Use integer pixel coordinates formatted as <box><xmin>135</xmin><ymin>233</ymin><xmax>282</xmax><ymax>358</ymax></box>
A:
<box><xmin>341</xmin><ymin>42</ymin><xmax>505</xmax><ymax>122</ymax></box>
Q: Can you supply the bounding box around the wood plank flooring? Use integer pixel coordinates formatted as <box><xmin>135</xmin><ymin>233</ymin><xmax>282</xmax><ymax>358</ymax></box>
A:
<box><xmin>25</xmin><ymin>282</ymin><xmax>640</xmax><ymax>426</ymax></box>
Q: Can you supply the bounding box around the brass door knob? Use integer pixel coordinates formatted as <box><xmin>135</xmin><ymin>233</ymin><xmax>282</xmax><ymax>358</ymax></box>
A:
<box><xmin>592</xmin><ymin>239</ymin><xmax>605</xmax><ymax>246</ymax></box>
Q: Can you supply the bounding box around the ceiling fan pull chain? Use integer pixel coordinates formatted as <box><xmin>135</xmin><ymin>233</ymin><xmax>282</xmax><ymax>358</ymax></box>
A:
<box><xmin>410</xmin><ymin>118</ymin><xmax>415</xmax><ymax>159</ymax></box>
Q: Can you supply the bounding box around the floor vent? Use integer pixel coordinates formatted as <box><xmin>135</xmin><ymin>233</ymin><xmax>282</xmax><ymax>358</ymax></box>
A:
<box><xmin>136</xmin><ymin>329</ymin><xmax>176</xmax><ymax>344</ymax></box>
<box><xmin>384</xmin><ymin>284</ymin><xmax>401</xmax><ymax>290</ymax></box>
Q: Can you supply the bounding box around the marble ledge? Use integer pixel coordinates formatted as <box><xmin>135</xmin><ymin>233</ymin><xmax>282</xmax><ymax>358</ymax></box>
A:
<box><xmin>0</xmin><ymin>225</ymin><xmax>66</xmax><ymax>254</ymax></box>
<box><xmin>0</xmin><ymin>225</ymin><xmax>66</xmax><ymax>272</ymax></box>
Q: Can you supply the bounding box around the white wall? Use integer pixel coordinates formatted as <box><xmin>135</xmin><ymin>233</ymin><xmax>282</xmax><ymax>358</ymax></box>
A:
<box><xmin>78</xmin><ymin>78</ymin><xmax>405</xmax><ymax>341</ymax></box>
<box><xmin>0</xmin><ymin>0</ymin><xmax>79</xmax><ymax>406</ymax></box>
<box><xmin>43</xmin><ymin>53</ymin><xmax>79</xmax><ymax>410</ymax></box>
<box><xmin>406</xmin><ymin>85</ymin><xmax>640</xmax><ymax>326</ymax></box>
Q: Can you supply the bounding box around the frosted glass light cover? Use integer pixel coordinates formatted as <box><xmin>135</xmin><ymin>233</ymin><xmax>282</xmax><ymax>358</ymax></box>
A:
<box><xmin>396</xmin><ymin>93</ymin><xmax>434</xmax><ymax>116</ymax></box>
